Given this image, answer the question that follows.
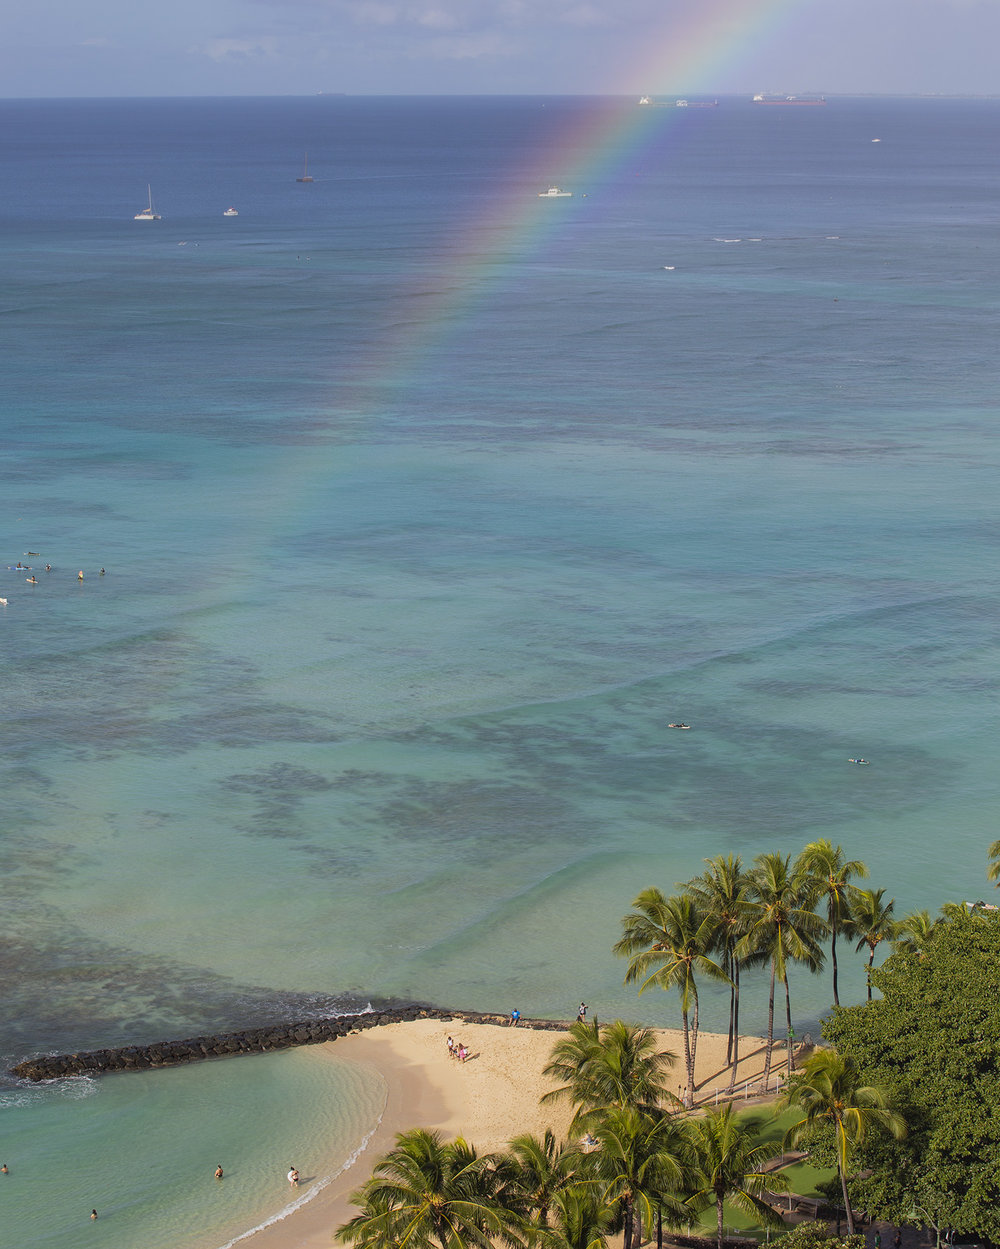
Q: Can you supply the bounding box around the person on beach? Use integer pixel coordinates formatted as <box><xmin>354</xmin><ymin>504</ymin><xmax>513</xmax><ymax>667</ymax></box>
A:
<box><xmin>287</xmin><ymin>1167</ymin><xmax>299</xmax><ymax>1186</ymax></box>
<box><xmin>509</xmin><ymin>1008</ymin><xmax>520</xmax><ymax>1026</ymax></box>
<box><xmin>446</xmin><ymin>1035</ymin><xmax>455</xmax><ymax>1058</ymax></box>
<box><xmin>459</xmin><ymin>1044</ymin><xmax>468</xmax><ymax>1063</ymax></box>
<box><xmin>215</xmin><ymin>1165</ymin><xmax>224</xmax><ymax>1179</ymax></box>
<box><xmin>578</xmin><ymin>1002</ymin><xmax>587</xmax><ymax>1022</ymax></box>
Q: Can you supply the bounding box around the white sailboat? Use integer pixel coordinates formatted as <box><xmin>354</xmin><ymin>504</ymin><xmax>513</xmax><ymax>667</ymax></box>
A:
<box><xmin>134</xmin><ymin>186</ymin><xmax>161</xmax><ymax>221</ymax></box>
<box><xmin>296</xmin><ymin>153</ymin><xmax>313</xmax><ymax>183</ymax></box>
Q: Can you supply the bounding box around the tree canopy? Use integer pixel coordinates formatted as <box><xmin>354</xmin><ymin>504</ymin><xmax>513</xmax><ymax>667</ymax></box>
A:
<box><xmin>823</xmin><ymin>907</ymin><xmax>1000</xmax><ymax>1241</ymax></box>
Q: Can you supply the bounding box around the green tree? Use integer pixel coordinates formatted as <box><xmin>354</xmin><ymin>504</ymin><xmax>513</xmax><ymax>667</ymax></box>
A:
<box><xmin>737</xmin><ymin>854</ymin><xmax>827</xmax><ymax>1084</ymax></box>
<box><xmin>541</xmin><ymin>1019</ymin><xmax>679</xmax><ymax>1127</ymax></box>
<box><xmin>589</xmin><ymin>1105</ymin><xmax>695</xmax><ymax>1249</ymax></box>
<box><xmin>615</xmin><ymin>889</ymin><xmax>728</xmax><ymax>1108</ymax></box>
<box><xmin>776</xmin><ymin>1222</ymin><xmax>864</xmax><ymax>1249</ymax></box>
<box><xmin>781</xmin><ymin>1047</ymin><xmax>905</xmax><ymax>1235</ymax></box>
<box><xmin>796</xmin><ymin>840</ymin><xmax>868</xmax><ymax>1008</ymax></box>
<box><xmin>850</xmin><ymin>888</ymin><xmax>896</xmax><ymax>1000</ymax></box>
<box><xmin>336</xmin><ymin>1128</ymin><xmax>523</xmax><ymax>1249</ymax></box>
<box><xmin>685</xmin><ymin>855</ymin><xmax>756</xmax><ymax>1092</ymax></box>
<box><xmin>824</xmin><ymin>907</ymin><xmax>1000</xmax><ymax>1242</ymax></box>
<box><xmin>685</xmin><ymin>1104</ymin><xmax>786</xmax><ymax>1249</ymax></box>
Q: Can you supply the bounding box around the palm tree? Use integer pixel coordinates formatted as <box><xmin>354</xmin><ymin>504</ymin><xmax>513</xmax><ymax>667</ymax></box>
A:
<box><xmin>541</xmin><ymin>1019</ymin><xmax>679</xmax><ymax>1127</ymax></box>
<box><xmin>505</xmin><ymin>1130</ymin><xmax>580</xmax><ymax>1230</ymax></box>
<box><xmin>685</xmin><ymin>855</ymin><xmax>755</xmax><ymax>1091</ymax></box>
<box><xmin>533</xmin><ymin>1186</ymin><xmax>614</xmax><ymax>1249</ymax></box>
<box><xmin>737</xmin><ymin>854</ymin><xmax>827</xmax><ymax>1085</ymax></box>
<box><xmin>781</xmin><ymin>1047</ymin><xmax>905</xmax><ymax>1235</ymax></box>
<box><xmin>890</xmin><ymin>907</ymin><xmax>936</xmax><ymax>957</ymax></box>
<box><xmin>336</xmin><ymin>1128</ymin><xmax>523</xmax><ymax>1249</ymax></box>
<box><xmin>850</xmin><ymin>887</ymin><xmax>896</xmax><ymax>1000</ymax></box>
<box><xmin>615</xmin><ymin>889</ymin><xmax>729</xmax><ymax>1108</ymax></box>
<box><xmin>796</xmin><ymin>840</ymin><xmax>868</xmax><ymax>1008</ymax></box>
<box><xmin>987</xmin><ymin>839</ymin><xmax>1000</xmax><ymax>886</ymax></box>
<box><xmin>589</xmin><ymin>1105</ymin><xmax>695</xmax><ymax>1249</ymax></box>
<box><xmin>685</xmin><ymin>1105</ymin><xmax>786</xmax><ymax>1249</ymax></box>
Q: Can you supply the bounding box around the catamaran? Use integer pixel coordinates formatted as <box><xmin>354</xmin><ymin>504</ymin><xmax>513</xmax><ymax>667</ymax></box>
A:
<box><xmin>134</xmin><ymin>186</ymin><xmax>161</xmax><ymax>220</ymax></box>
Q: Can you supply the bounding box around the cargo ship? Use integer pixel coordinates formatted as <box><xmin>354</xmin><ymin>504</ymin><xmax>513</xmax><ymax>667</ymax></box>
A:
<box><xmin>752</xmin><ymin>93</ymin><xmax>826</xmax><ymax>105</ymax></box>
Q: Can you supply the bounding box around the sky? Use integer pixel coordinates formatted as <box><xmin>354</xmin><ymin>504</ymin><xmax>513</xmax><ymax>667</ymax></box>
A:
<box><xmin>2</xmin><ymin>0</ymin><xmax>999</xmax><ymax>97</ymax></box>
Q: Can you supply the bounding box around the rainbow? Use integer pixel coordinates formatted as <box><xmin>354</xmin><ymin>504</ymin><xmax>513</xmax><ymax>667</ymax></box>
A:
<box><xmin>242</xmin><ymin>0</ymin><xmax>812</xmax><ymax>563</ymax></box>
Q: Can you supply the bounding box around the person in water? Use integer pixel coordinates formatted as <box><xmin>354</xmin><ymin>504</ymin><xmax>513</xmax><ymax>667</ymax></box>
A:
<box><xmin>78</xmin><ymin>571</ymin><xmax>84</xmax><ymax>580</ymax></box>
<box><xmin>91</xmin><ymin>1210</ymin><xmax>98</xmax><ymax>1220</ymax></box>
<box><xmin>215</xmin><ymin>1165</ymin><xmax>224</xmax><ymax>1179</ymax></box>
<box><xmin>26</xmin><ymin>576</ymin><xmax>37</xmax><ymax>584</ymax></box>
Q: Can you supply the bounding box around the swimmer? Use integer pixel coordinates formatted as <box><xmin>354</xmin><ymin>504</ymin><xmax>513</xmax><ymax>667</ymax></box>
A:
<box><xmin>91</xmin><ymin>1210</ymin><xmax>99</xmax><ymax>1220</ymax></box>
<box><xmin>215</xmin><ymin>1164</ymin><xmax>224</xmax><ymax>1179</ymax></box>
<box><xmin>848</xmin><ymin>758</ymin><xmax>870</xmax><ymax>766</ymax></box>
<box><xmin>45</xmin><ymin>564</ymin><xmax>52</xmax><ymax>572</ymax></box>
<box><xmin>100</xmin><ymin>568</ymin><xmax>105</xmax><ymax>575</ymax></box>
<box><xmin>78</xmin><ymin>571</ymin><xmax>84</xmax><ymax>580</ymax></box>
<box><xmin>668</xmin><ymin>723</ymin><xmax>691</xmax><ymax>730</ymax></box>
<box><xmin>1</xmin><ymin>1163</ymin><xmax>7</xmax><ymax>1173</ymax></box>
<box><xmin>26</xmin><ymin>576</ymin><xmax>37</xmax><ymax>584</ymax></box>
<box><xmin>287</xmin><ymin>1167</ymin><xmax>299</xmax><ymax>1186</ymax></box>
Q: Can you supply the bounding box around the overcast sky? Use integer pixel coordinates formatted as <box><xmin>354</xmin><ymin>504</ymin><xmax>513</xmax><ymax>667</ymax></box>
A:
<box><xmin>3</xmin><ymin>0</ymin><xmax>999</xmax><ymax>98</ymax></box>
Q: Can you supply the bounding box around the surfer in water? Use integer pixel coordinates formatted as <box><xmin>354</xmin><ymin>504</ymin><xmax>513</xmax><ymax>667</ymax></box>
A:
<box><xmin>848</xmin><ymin>758</ymin><xmax>869</xmax><ymax>765</ymax></box>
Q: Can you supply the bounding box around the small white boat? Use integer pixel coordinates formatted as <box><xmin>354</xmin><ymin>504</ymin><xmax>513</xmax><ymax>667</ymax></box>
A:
<box><xmin>134</xmin><ymin>185</ymin><xmax>161</xmax><ymax>221</ymax></box>
<box><xmin>539</xmin><ymin>186</ymin><xmax>572</xmax><ymax>198</ymax></box>
<box><xmin>296</xmin><ymin>153</ymin><xmax>313</xmax><ymax>183</ymax></box>
<box><xmin>223</xmin><ymin>207</ymin><xmax>239</xmax><ymax>216</ymax></box>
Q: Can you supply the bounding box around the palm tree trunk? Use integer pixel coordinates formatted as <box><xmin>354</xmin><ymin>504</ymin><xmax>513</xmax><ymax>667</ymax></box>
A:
<box><xmin>727</xmin><ymin>959</ymin><xmax>741</xmax><ymax>1094</ymax></box>
<box><xmin>726</xmin><ymin>948</ymin><xmax>735</xmax><ymax>1066</ymax></box>
<box><xmin>831</xmin><ymin>918</ymin><xmax>840</xmax><ymax>1007</ymax></box>
<box><xmin>624</xmin><ymin>1198</ymin><xmax>633</xmax><ymax>1249</ymax></box>
<box><xmin>717</xmin><ymin>1194</ymin><xmax>725</xmax><ymax>1249</ymax></box>
<box><xmin>762</xmin><ymin>958</ymin><xmax>776</xmax><ymax>1085</ymax></box>
<box><xmin>682</xmin><ymin>1007</ymin><xmax>695</xmax><ymax>1108</ymax></box>
<box><xmin>867</xmin><ymin>946</ymin><xmax>875</xmax><ymax>1001</ymax></box>
<box><xmin>691</xmin><ymin>993</ymin><xmax>701</xmax><ymax>1104</ymax></box>
<box><xmin>784</xmin><ymin>971</ymin><xmax>793</xmax><ymax>1080</ymax></box>
<box><xmin>840</xmin><ymin>1162</ymin><xmax>855</xmax><ymax>1235</ymax></box>
<box><xmin>657</xmin><ymin>1209</ymin><xmax>663</xmax><ymax>1249</ymax></box>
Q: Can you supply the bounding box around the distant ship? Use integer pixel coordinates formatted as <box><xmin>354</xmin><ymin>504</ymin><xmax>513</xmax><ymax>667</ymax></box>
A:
<box><xmin>296</xmin><ymin>153</ymin><xmax>313</xmax><ymax>183</ymax></box>
<box><xmin>133</xmin><ymin>185</ymin><xmax>161</xmax><ymax>221</ymax></box>
<box><xmin>223</xmin><ymin>207</ymin><xmax>239</xmax><ymax>217</ymax></box>
<box><xmin>538</xmin><ymin>186</ymin><xmax>572</xmax><ymax>198</ymax></box>
<box><xmin>752</xmin><ymin>93</ymin><xmax>826</xmax><ymax>105</ymax></box>
<box><xmin>639</xmin><ymin>96</ymin><xmax>718</xmax><ymax>108</ymax></box>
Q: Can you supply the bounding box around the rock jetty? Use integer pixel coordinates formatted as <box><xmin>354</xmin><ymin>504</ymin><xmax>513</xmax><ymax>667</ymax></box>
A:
<box><xmin>10</xmin><ymin>1007</ymin><xmax>569</xmax><ymax>1082</ymax></box>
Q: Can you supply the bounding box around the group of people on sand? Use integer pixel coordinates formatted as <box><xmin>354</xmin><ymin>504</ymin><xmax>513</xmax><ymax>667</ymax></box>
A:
<box><xmin>446</xmin><ymin>1036</ymin><xmax>469</xmax><ymax>1063</ymax></box>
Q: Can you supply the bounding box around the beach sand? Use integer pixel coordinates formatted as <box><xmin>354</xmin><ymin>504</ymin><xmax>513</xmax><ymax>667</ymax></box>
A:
<box><xmin>239</xmin><ymin>1018</ymin><xmax>775</xmax><ymax>1249</ymax></box>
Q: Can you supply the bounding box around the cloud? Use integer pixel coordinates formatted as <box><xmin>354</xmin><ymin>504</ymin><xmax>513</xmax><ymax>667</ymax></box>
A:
<box><xmin>190</xmin><ymin>36</ymin><xmax>279</xmax><ymax>61</ymax></box>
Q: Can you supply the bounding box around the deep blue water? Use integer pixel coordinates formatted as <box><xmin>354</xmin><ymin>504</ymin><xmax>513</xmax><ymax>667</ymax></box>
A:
<box><xmin>1</xmin><ymin>95</ymin><xmax>999</xmax><ymax>1248</ymax></box>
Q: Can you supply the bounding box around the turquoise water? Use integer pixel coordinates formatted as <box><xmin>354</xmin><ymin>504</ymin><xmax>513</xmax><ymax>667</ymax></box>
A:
<box><xmin>2</xmin><ymin>94</ymin><xmax>999</xmax><ymax>1247</ymax></box>
<box><xmin>0</xmin><ymin>1050</ymin><xmax>385</xmax><ymax>1249</ymax></box>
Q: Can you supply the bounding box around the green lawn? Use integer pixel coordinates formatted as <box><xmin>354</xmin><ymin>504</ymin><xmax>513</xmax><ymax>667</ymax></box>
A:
<box><xmin>683</xmin><ymin>1105</ymin><xmax>837</xmax><ymax>1242</ymax></box>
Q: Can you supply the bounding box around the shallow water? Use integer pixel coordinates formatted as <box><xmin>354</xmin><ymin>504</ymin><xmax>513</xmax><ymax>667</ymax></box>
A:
<box><xmin>2</xmin><ymin>94</ymin><xmax>999</xmax><ymax>1247</ymax></box>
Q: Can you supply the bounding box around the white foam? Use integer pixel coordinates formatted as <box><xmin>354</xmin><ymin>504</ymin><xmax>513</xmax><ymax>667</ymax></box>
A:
<box><xmin>212</xmin><ymin>1110</ymin><xmax>384</xmax><ymax>1249</ymax></box>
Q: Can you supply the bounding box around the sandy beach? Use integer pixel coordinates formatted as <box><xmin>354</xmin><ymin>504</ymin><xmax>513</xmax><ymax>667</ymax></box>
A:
<box><xmin>239</xmin><ymin>1017</ymin><xmax>775</xmax><ymax>1249</ymax></box>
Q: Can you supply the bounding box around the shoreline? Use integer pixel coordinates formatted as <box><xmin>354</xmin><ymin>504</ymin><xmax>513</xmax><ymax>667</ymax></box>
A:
<box><xmin>232</xmin><ymin>1018</ymin><xmax>775</xmax><ymax>1249</ymax></box>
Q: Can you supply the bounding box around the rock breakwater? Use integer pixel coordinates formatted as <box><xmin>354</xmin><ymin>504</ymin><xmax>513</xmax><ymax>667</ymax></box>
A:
<box><xmin>10</xmin><ymin>1007</ymin><xmax>569</xmax><ymax>1082</ymax></box>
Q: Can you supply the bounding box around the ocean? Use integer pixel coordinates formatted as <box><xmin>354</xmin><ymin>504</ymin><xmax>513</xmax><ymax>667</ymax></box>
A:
<box><xmin>1</xmin><ymin>93</ymin><xmax>998</xmax><ymax>1248</ymax></box>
